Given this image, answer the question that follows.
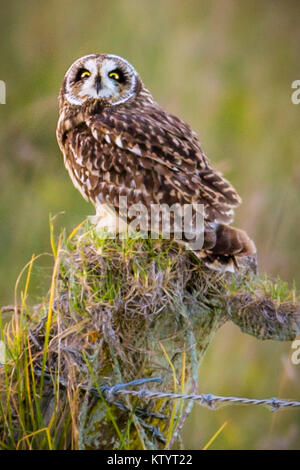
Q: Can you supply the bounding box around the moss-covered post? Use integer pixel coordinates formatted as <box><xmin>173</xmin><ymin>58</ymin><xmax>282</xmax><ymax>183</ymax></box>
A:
<box><xmin>1</xmin><ymin>225</ymin><xmax>299</xmax><ymax>449</ymax></box>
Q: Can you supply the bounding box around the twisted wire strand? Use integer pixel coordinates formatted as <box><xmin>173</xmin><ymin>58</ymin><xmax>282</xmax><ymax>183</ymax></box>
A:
<box><xmin>102</xmin><ymin>377</ymin><xmax>300</xmax><ymax>412</ymax></box>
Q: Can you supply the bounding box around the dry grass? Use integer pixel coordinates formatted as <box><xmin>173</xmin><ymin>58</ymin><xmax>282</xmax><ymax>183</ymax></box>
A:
<box><xmin>0</xmin><ymin>221</ymin><xmax>299</xmax><ymax>450</ymax></box>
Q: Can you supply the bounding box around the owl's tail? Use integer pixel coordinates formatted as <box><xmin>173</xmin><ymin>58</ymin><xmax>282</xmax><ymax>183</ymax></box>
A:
<box><xmin>204</xmin><ymin>223</ymin><xmax>256</xmax><ymax>257</ymax></box>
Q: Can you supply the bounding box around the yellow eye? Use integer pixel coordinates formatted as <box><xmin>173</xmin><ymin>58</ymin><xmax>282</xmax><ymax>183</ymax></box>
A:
<box><xmin>80</xmin><ymin>70</ymin><xmax>91</xmax><ymax>79</ymax></box>
<box><xmin>109</xmin><ymin>71</ymin><xmax>120</xmax><ymax>80</ymax></box>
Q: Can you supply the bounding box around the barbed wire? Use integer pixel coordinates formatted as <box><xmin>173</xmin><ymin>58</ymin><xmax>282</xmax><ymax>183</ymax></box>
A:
<box><xmin>32</xmin><ymin>370</ymin><xmax>300</xmax><ymax>413</ymax></box>
<box><xmin>98</xmin><ymin>377</ymin><xmax>300</xmax><ymax>412</ymax></box>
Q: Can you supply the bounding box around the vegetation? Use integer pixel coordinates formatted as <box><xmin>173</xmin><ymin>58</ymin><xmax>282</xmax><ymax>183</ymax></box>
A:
<box><xmin>1</xmin><ymin>0</ymin><xmax>300</xmax><ymax>449</ymax></box>
<box><xmin>0</xmin><ymin>222</ymin><xmax>299</xmax><ymax>449</ymax></box>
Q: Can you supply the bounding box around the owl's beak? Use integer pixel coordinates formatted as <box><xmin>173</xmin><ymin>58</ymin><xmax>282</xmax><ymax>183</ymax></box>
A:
<box><xmin>95</xmin><ymin>76</ymin><xmax>101</xmax><ymax>95</ymax></box>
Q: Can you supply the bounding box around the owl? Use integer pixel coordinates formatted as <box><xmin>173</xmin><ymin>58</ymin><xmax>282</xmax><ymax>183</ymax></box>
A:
<box><xmin>56</xmin><ymin>53</ymin><xmax>256</xmax><ymax>268</ymax></box>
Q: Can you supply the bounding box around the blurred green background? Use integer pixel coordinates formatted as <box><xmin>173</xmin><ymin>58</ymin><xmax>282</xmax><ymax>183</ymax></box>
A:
<box><xmin>0</xmin><ymin>0</ymin><xmax>299</xmax><ymax>449</ymax></box>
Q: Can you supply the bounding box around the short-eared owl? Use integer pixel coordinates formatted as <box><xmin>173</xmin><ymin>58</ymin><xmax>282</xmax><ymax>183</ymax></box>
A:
<box><xmin>56</xmin><ymin>53</ymin><xmax>255</xmax><ymax>267</ymax></box>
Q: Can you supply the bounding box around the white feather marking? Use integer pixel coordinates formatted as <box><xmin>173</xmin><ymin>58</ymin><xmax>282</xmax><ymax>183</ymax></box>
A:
<box><xmin>65</xmin><ymin>93</ymin><xmax>84</xmax><ymax>106</ymax></box>
<box><xmin>64</xmin><ymin>158</ymin><xmax>89</xmax><ymax>201</ymax></box>
<box><xmin>75</xmin><ymin>154</ymin><xmax>83</xmax><ymax>166</ymax></box>
<box><xmin>92</xmin><ymin>129</ymin><xmax>99</xmax><ymax>140</ymax></box>
<box><xmin>130</xmin><ymin>146</ymin><xmax>142</xmax><ymax>156</ymax></box>
<box><xmin>115</xmin><ymin>135</ymin><xmax>123</xmax><ymax>148</ymax></box>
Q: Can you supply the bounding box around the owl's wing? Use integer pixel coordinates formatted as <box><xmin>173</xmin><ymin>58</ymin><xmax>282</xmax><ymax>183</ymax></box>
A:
<box><xmin>83</xmin><ymin>104</ymin><xmax>241</xmax><ymax>224</ymax></box>
<box><xmin>62</xmin><ymin>103</ymin><xmax>241</xmax><ymax>225</ymax></box>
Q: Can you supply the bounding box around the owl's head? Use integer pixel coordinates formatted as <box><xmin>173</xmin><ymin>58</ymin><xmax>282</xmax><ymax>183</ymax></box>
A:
<box><xmin>59</xmin><ymin>54</ymin><xmax>142</xmax><ymax>108</ymax></box>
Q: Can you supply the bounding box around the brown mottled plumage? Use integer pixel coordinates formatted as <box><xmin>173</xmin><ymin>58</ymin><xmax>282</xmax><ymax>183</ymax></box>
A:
<box><xmin>56</xmin><ymin>54</ymin><xmax>256</xmax><ymax>267</ymax></box>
